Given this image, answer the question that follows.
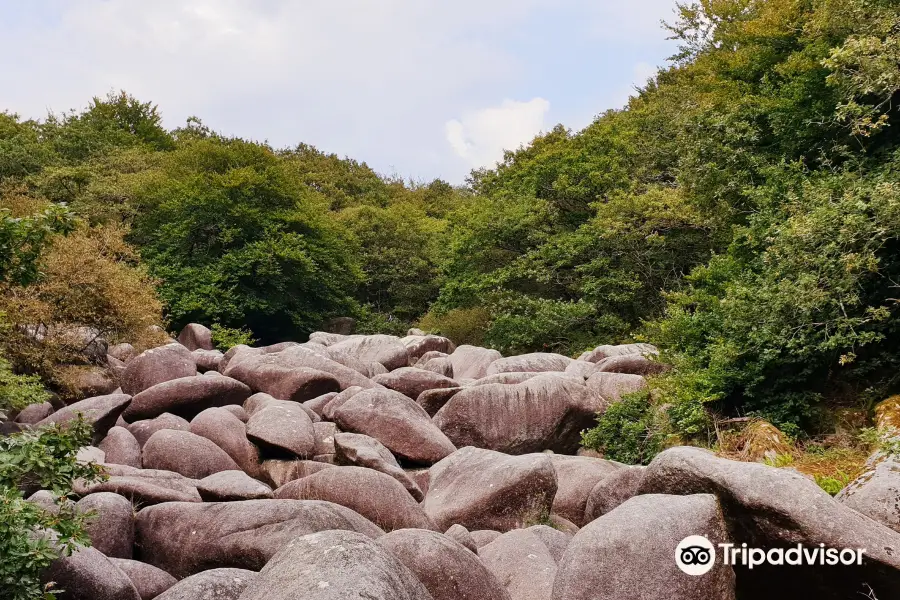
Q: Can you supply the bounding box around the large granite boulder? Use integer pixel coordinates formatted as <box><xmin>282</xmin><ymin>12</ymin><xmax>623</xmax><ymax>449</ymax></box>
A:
<box><xmin>109</xmin><ymin>558</ymin><xmax>177</xmax><ymax>600</ymax></box>
<box><xmin>329</xmin><ymin>334</ymin><xmax>411</xmax><ymax>371</ymax></box>
<box><xmin>127</xmin><ymin>413</ymin><xmax>191</xmax><ymax>447</ymax></box>
<box><xmin>379</xmin><ymin>528</ymin><xmax>511</xmax><ymax>600</ymax></box>
<box><xmin>373</xmin><ymin>367</ymin><xmax>458</xmax><ymax>399</ymax></box>
<box><xmin>333</xmin><ymin>388</ymin><xmax>456</xmax><ymax>465</ymax></box>
<box><xmin>142</xmin><ymin>430</ymin><xmax>240</xmax><ymax>479</ymax></box>
<box><xmin>75</xmin><ymin>464</ymin><xmax>202</xmax><ymax>505</ymax></box>
<box><xmin>401</xmin><ymin>335</ymin><xmax>456</xmax><ymax>361</ymax></box>
<box><xmin>246</xmin><ymin>400</ymin><xmax>316</xmax><ymax>459</ymax></box>
<box><xmin>639</xmin><ymin>447</ymin><xmax>900</xmax><ymax>599</ymax></box>
<box><xmin>552</xmin><ymin>493</ymin><xmax>735</xmax><ymax>600</ymax></box>
<box><xmin>585</xmin><ymin>371</ymin><xmax>648</xmax><ymax>403</ymax></box>
<box><xmin>121</xmin><ymin>344</ymin><xmax>197</xmax><ymax>396</ymax></box>
<box><xmin>36</xmin><ymin>393</ymin><xmax>132</xmax><ymax>445</ymax></box>
<box><xmin>198</xmin><ymin>470</ymin><xmax>273</xmax><ymax>501</ymax></box>
<box><xmin>433</xmin><ymin>374</ymin><xmax>607</xmax><ymax>454</ymax></box>
<box><xmin>579</xmin><ymin>343</ymin><xmax>658</xmax><ymax>363</ymax></box>
<box><xmin>135</xmin><ymin>499</ymin><xmax>384</xmax><ymax>578</ymax></box>
<box><xmin>549</xmin><ymin>455</ymin><xmax>623</xmax><ymax>526</ymax></box>
<box><xmin>176</xmin><ymin>323</ymin><xmax>214</xmax><ymax>351</ymax></box>
<box><xmin>190</xmin><ymin>407</ymin><xmax>261</xmax><ymax>477</ymax></box>
<box><xmin>333</xmin><ymin>432</ymin><xmax>423</xmax><ymax>500</ymax></box>
<box><xmin>448</xmin><ymin>345</ymin><xmax>502</xmax><ymax>379</ymax></box>
<box><xmin>98</xmin><ymin>426</ymin><xmax>142</xmax><ymax>468</ymax></box>
<box><xmin>485</xmin><ymin>352</ymin><xmax>573</xmax><ymax>376</ymax></box>
<box><xmin>274</xmin><ymin>466</ymin><xmax>436</xmax><ymax>531</ymax></box>
<box><xmin>479</xmin><ymin>528</ymin><xmax>558</xmax><ymax>600</ymax></box>
<box><xmin>422</xmin><ymin>447</ymin><xmax>557</xmax><ymax>531</ymax></box>
<box><xmin>156</xmin><ymin>568</ymin><xmax>255</xmax><ymax>600</ymax></box>
<box><xmin>237</xmin><ymin>530</ymin><xmax>434</xmax><ymax>600</ymax></box>
<box><xmin>41</xmin><ymin>546</ymin><xmax>141</xmax><ymax>600</ymax></box>
<box><xmin>76</xmin><ymin>492</ymin><xmax>135</xmax><ymax>559</ymax></box>
<box><xmin>123</xmin><ymin>374</ymin><xmax>251</xmax><ymax>422</ymax></box>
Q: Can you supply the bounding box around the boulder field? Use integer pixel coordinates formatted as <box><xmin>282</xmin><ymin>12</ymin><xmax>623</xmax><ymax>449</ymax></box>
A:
<box><xmin>16</xmin><ymin>323</ymin><xmax>900</xmax><ymax>599</ymax></box>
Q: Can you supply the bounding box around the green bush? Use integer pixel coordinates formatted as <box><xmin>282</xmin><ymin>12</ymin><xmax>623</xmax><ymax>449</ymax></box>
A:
<box><xmin>580</xmin><ymin>391</ymin><xmax>665</xmax><ymax>465</ymax></box>
<box><xmin>210</xmin><ymin>324</ymin><xmax>257</xmax><ymax>351</ymax></box>
<box><xmin>418</xmin><ymin>307</ymin><xmax>491</xmax><ymax>347</ymax></box>
<box><xmin>0</xmin><ymin>419</ymin><xmax>103</xmax><ymax>600</ymax></box>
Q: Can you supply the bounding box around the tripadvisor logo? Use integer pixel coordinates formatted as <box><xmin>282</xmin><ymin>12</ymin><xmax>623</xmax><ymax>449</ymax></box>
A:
<box><xmin>675</xmin><ymin>536</ymin><xmax>867</xmax><ymax>576</ymax></box>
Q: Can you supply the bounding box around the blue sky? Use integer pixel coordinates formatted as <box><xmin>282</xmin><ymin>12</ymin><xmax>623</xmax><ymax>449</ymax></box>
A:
<box><xmin>0</xmin><ymin>1</ymin><xmax>679</xmax><ymax>183</ymax></box>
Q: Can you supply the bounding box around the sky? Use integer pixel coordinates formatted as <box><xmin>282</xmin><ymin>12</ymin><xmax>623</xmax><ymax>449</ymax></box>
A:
<box><xmin>0</xmin><ymin>1</ymin><xmax>680</xmax><ymax>183</ymax></box>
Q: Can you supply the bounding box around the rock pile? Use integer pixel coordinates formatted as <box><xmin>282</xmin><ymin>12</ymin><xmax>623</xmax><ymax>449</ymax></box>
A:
<box><xmin>11</xmin><ymin>324</ymin><xmax>900</xmax><ymax>599</ymax></box>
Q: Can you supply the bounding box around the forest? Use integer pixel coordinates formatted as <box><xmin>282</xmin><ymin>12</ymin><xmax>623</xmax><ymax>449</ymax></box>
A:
<box><xmin>2</xmin><ymin>0</ymin><xmax>900</xmax><ymax>466</ymax></box>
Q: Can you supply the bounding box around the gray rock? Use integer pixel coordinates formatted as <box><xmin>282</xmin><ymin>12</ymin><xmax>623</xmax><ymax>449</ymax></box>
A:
<box><xmin>837</xmin><ymin>457</ymin><xmax>900</xmax><ymax>533</ymax></box>
<box><xmin>121</xmin><ymin>344</ymin><xmax>197</xmax><ymax>396</ymax></box>
<box><xmin>485</xmin><ymin>352</ymin><xmax>573</xmax><ymax>375</ymax></box>
<box><xmin>110</xmin><ymin>558</ymin><xmax>177</xmax><ymax>600</ymax></box>
<box><xmin>123</xmin><ymin>374</ymin><xmax>251</xmax><ymax>422</ymax></box>
<box><xmin>584</xmin><ymin>465</ymin><xmax>646</xmax><ymax>522</ymax></box>
<box><xmin>76</xmin><ymin>492</ymin><xmax>134</xmax><ymax>559</ymax></box>
<box><xmin>135</xmin><ymin>499</ymin><xmax>384</xmax><ymax>578</ymax></box>
<box><xmin>373</xmin><ymin>367</ymin><xmax>458</xmax><ymax>399</ymax></box>
<box><xmin>15</xmin><ymin>401</ymin><xmax>54</xmax><ymax>424</ymax></box>
<box><xmin>422</xmin><ymin>447</ymin><xmax>557</xmax><ymax>532</ymax></box>
<box><xmin>191</xmin><ymin>407</ymin><xmax>261</xmax><ymax>477</ymax></box>
<box><xmin>36</xmin><ymin>393</ymin><xmax>132</xmax><ymax>445</ymax></box>
<box><xmin>192</xmin><ymin>348</ymin><xmax>225</xmax><ymax>372</ymax></box>
<box><xmin>109</xmin><ymin>343</ymin><xmax>138</xmax><ymax>362</ymax></box>
<box><xmin>258</xmin><ymin>459</ymin><xmax>335</xmax><ymax>489</ymax></box>
<box><xmin>127</xmin><ymin>413</ymin><xmax>191</xmax><ymax>447</ymax></box>
<box><xmin>549</xmin><ymin>455</ymin><xmax>623</xmax><ymax>526</ymax></box>
<box><xmin>525</xmin><ymin>524</ymin><xmax>572</xmax><ymax>563</ymax></box>
<box><xmin>246</xmin><ymin>401</ymin><xmax>316</xmax><ymax>458</ymax></box>
<box><xmin>98</xmin><ymin>426</ymin><xmax>142</xmax><ymax>468</ymax></box>
<box><xmin>639</xmin><ymin>447</ymin><xmax>900</xmax><ymax>599</ymax></box>
<box><xmin>142</xmin><ymin>429</ymin><xmax>240</xmax><ymax>479</ymax></box>
<box><xmin>41</xmin><ymin>546</ymin><xmax>140</xmax><ymax>600</ymax></box>
<box><xmin>237</xmin><ymin>530</ymin><xmax>433</xmax><ymax>600</ymax></box>
<box><xmin>595</xmin><ymin>354</ymin><xmax>668</xmax><ymax>376</ymax></box>
<box><xmin>198</xmin><ymin>470</ymin><xmax>273</xmax><ymax>501</ymax></box>
<box><xmin>585</xmin><ymin>371</ymin><xmax>648</xmax><ymax>402</ymax></box>
<box><xmin>156</xmin><ymin>568</ymin><xmax>256</xmax><ymax>600</ymax></box>
<box><xmin>176</xmin><ymin>323</ymin><xmax>214</xmax><ymax>351</ymax></box>
<box><xmin>579</xmin><ymin>343</ymin><xmax>658</xmax><ymax>363</ymax></box>
<box><xmin>479</xmin><ymin>528</ymin><xmax>557</xmax><ymax>600</ymax></box>
<box><xmin>401</xmin><ymin>335</ymin><xmax>456</xmax><ymax>361</ymax></box>
<box><xmin>416</xmin><ymin>387</ymin><xmax>462</xmax><ymax>417</ymax></box>
<box><xmin>448</xmin><ymin>345</ymin><xmax>503</xmax><ymax>379</ymax></box>
<box><xmin>74</xmin><ymin>464</ymin><xmax>202</xmax><ymax>505</ymax></box>
<box><xmin>329</xmin><ymin>334</ymin><xmax>411</xmax><ymax>371</ymax></box>
<box><xmin>379</xmin><ymin>528</ymin><xmax>511</xmax><ymax>600</ymax></box>
<box><xmin>333</xmin><ymin>432</ymin><xmax>424</xmax><ymax>500</ymax></box>
<box><xmin>553</xmin><ymin>493</ymin><xmax>735</xmax><ymax>600</ymax></box>
<box><xmin>445</xmin><ymin>524</ymin><xmax>478</xmax><ymax>553</ymax></box>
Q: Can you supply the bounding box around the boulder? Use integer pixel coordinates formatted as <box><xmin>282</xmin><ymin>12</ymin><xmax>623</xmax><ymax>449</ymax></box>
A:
<box><xmin>36</xmin><ymin>393</ymin><xmax>132</xmax><ymax>445</ymax></box>
<box><xmin>176</xmin><ymin>323</ymin><xmax>214</xmax><ymax>351</ymax></box>
<box><xmin>258</xmin><ymin>459</ymin><xmax>335</xmax><ymax>489</ymax></box>
<box><xmin>313</xmin><ymin>421</ymin><xmax>337</xmax><ymax>455</ymax></box>
<box><xmin>469</xmin><ymin>372</ymin><xmax>542</xmax><ymax>386</ymax></box>
<box><xmin>448</xmin><ymin>345</ymin><xmax>502</xmax><ymax>379</ymax></box>
<box><xmin>422</xmin><ymin>447</ymin><xmax>557</xmax><ymax>532</ymax></box>
<box><xmin>838</xmin><ymin>458</ymin><xmax>900</xmax><ymax>534</ymax></box>
<box><xmin>334</xmin><ymin>388</ymin><xmax>457</xmax><ymax>465</ymax></box>
<box><xmin>334</xmin><ymin>432</ymin><xmax>424</xmax><ymax>500</ymax></box>
<box><xmin>584</xmin><ymin>465</ymin><xmax>646</xmax><ymax>522</ymax></box>
<box><xmin>127</xmin><ymin>413</ymin><xmax>191</xmax><ymax>447</ymax></box>
<box><xmin>526</xmin><ymin>524</ymin><xmax>571</xmax><ymax>563</ymax></box>
<box><xmin>321</xmin><ymin>385</ymin><xmax>365</xmax><ymax>420</ymax></box>
<box><xmin>237</xmin><ymin>530</ymin><xmax>433</xmax><ymax>600</ymax></box>
<box><xmin>379</xmin><ymin>528</ymin><xmax>511</xmax><ymax>600</ymax></box>
<box><xmin>552</xmin><ymin>493</ymin><xmax>735</xmax><ymax>600</ymax></box>
<box><xmin>585</xmin><ymin>371</ymin><xmax>648</xmax><ymax>403</ymax></box>
<box><xmin>417</xmin><ymin>387</ymin><xmax>462</xmax><ymax>417</ymax></box>
<box><xmin>76</xmin><ymin>492</ymin><xmax>135</xmax><ymax>559</ymax></box>
<box><xmin>419</xmin><ymin>356</ymin><xmax>455</xmax><ymax>378</ymax></box>
<box><xmin>485</xmin><ymin>352</ymin><xmax>573</xmax><ymax>376</ymax></box>
<box><xmin>549</xmin><ymin>455</ymin><xmax>623</xmax><ymax>526</ymax></box>
<box><xmin>198</xmin><ymin>470</ymin><xmax>273</xmax><ymax>501</ymax></box>
<box><xmin>109</xmin><ymin>343</ymin><xmax>137</xmax><ymax>362</ymax></box>
<box><xmin>401</xmin><ymin>334</ymin><xmax>456</xmax><ymax>361</ymax></box>
<box><xmin>225</xmin><ymin>359</ymin><xmax>340</xmax><ymax>403</ymax></box>
<box><xmin>121</xmin><ymin>344</ymin><xmax>197</xmax><ymax>396</ymax></box>
<box><xmin>135</xmin><ymin>499</ymin><xmax>384</xmax><ymax>578</ymax></box>
<box><xmin>274</xmin><ymin>466</ymin><xmax>436</xmax><ymax>531</ymax></box>
<box><xmin>192</xmin><ymin>348</ymin><xmax>224</xmax><ymax>372</ymax></box>
<box><xmin>433</xmin><ymin>374</ymin><xmax>607</xmax><ymax>454</ymax></box>
<box><xmin>471</xmin><ymin>530</ymin><xmax>501</xmax><ymax>548</ymax></box>
<box><xmin>222</xmin><ymin>404</ymin><xmax>248</xmax><ymax>422</ymax></box>
<box><xmin>14</xmin><ymin>401</ymin><xmax>54</xmax><ymax>424</ymax></box>
<box><xmin>76</xmin><ymin>445</ymin><xmax>106</xmax><ymax>464</ymax></box>
<box><xmin>595</xmin><ymin>354</ymin><xmax>668</xmax><ymax>376</ymax></box>
<box><xmin>639</xmin><ymin>447</ymin><xmax>900</xmax><ymax>599</ymax></box>
<box><xmin>563</xmin><ymin>360</ymin><xmax>601</xmax><ymax>379</ymax></box>
<box><xmin>191</xmin><ymin>407</ymin><xmax>261</xmax><ymax>476</ymax></box>
<box><xmin>98</xmin><ymin>426</ymin><xmax>142</xmax><ymax>468</ymax></box>
<box><xmin>329</xmin><ymin>334</ymin><xmax>411</xmax><ymax>371</ymax></box>
<box><xmin>303</xmin><ymin>391</ymin><xmax>338</xmax><ymax>417</ymax></box>
<box><xmin>579</xmin><ymin>343</ymin><xmax>658</xmax><ymax>363</ymax></box>
<box><xmin>246</xmin><ymin>401</ymin><xmax>316</xmax><ymax>458</ymax></box>
<box><xmin>123</xmin><ymin>374</ymin><xmax>252</xmax><ymax>422</ymax></box>
<box><xmin>41</xmin><ymin>546</ymin><xmax>140</xmax><ymax>600</ymax></box>
<box><xmin>155</xmin><ymin>568</ymin><xmax>256</xmax><ymax>600</ymax></box>
<box><xmin>75</xmin><ymin>464</ymin><xmax>202</xmax><ymax>505</ymax></box>
<box><xmin>373</xmin><ymin>367</ymin><xmax>458</xmax><ymax>399</ymax></box>
<box><xmin>109</xmin><ymin>558</ymin><xmax>177</xmax><ymax>600</ymax></box>
<box><xmin>479</xmin><ymin>528</ymin><xmax>557</xmax><ymax>600</ymax></box>
<box><xmin>142</xmin><ymin>429</ymin><xmax>240</xmax><ymax>479</ymax></box>
<box><xmin>107</xmin><ymin>354</ymin><xmax>127</xmax><ymax>378</ymax></box>
<box><xmin>444</xmin><ymin>523</ymin><xmax>478</xmax><ymax>553</ymax></box>
<box><xmin>223</xmin><ymin>344</ymin><xmax>375</xmax><ymax>390</ymax></box>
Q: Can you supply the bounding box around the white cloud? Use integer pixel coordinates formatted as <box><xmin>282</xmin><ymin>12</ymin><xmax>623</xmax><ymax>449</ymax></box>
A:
<box><xmin>0</xmin><ymin>1</ymin><xmax>678</xmax><ymax>182</ymax></box>
<box><xmin>445</xmin><ymin>98</ymin><xmax>550</xmax><ymax>169</ymax></box>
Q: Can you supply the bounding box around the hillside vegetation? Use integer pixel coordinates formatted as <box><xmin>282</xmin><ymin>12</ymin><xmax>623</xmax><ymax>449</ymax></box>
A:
<box><xmin>2</xmin><ymin>0</ymin><xmax>900</xmax><ymax>449</ymax></box>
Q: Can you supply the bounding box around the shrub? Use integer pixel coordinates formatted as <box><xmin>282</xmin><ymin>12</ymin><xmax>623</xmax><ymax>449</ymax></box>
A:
<box><xmin>210</xmin><ymin>324</ymin><xmax>257</xmax><ymax>351</ymax></box>
<box><xmin>0</xmin><ymin>418</ymin><xmax>103</xmax><ymax>600</ymax></box>
<box><xmin>580</xmin><ymin>391</ymin><xmax>666</xmax><ymax>465</ymax></box>
<box><xmin>418</xmin><ymin>307</ymin><xmax>491</xmax><ymax>347</ymax></box>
